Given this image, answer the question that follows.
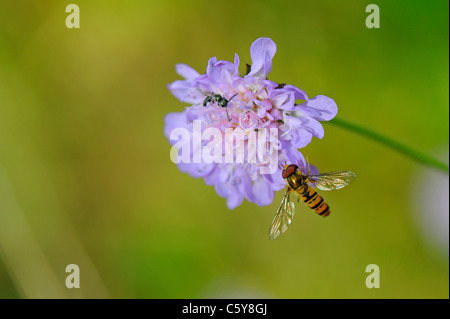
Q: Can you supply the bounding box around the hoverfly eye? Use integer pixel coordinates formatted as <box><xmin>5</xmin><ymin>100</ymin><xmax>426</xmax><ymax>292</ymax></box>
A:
<box><xmin>282</xmin><ymin>168</ymin><xmax>290</xmax><ymax>179</ymax></box>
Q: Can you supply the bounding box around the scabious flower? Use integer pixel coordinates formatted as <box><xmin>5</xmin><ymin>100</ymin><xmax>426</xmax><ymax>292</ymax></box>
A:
<box><xmin>164</xmin><ymin>37</ymin><xmax>337</xmax><ymax>209</ymax></box>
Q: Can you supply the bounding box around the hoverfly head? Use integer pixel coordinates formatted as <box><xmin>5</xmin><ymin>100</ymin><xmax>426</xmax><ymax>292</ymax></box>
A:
<box><xmin>282</xmin><ymin>164</ymin><xmax>298</xmax><ymax>179</ymax></box>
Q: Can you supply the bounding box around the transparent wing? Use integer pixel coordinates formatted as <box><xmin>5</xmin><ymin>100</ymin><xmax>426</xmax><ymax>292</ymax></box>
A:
<box><xmin>269</xmin><ymin>188</ymin><xmax>296</xmax><ymax>240</ymax></box>
<box><xmin>308</xmin><ymin>171</ymin><xmax>357</xmax><ymax>191</ymax></box>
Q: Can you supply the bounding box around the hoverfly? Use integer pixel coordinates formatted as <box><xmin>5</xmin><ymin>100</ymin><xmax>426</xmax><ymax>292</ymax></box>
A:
<box><xmin>203</xmin><ymin>93</ymin><xmax>238</xmax><ymax>121</ymax></box>
<box><xmin>269</xmin><ymin>163</ymin><xmax>356</xmax><ymax>240</ymax></box>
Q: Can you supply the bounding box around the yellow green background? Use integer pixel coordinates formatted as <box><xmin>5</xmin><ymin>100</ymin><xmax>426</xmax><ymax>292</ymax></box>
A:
<box><xmin>0</xmin><ymin>0</ymin><xmax>448</xmax><ymax>298</ymax></box>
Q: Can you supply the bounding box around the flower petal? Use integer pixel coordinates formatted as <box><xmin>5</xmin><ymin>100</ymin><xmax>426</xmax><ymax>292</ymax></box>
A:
<box><xmin>175</xmin><ymin>64</ymin><xmax>200</xmax><ymax>80</ymax></box>
<box><xmin>233</xmin><ymin>53</ymin><xmax>240</xmax><ymax>76</ymax></box>
<box><xmin>167</xmin><ymin>80</ymin><xmax>203</xmax><ymax>104</ymax></box>
<box><xmin>298</xmin><ymin>95</ymin><xmax>338</xmax><ymax>121</ymax></box>
<box><xmin>300</xmin><ymin>116</ymin><xmax>325</xmax><ymax>139</ymax></box>
<box><xmin>291</xmin><ymin>129</ymin><xmax>313</xmax><ymax>148</ymax></box>
<box><xmin>247</xmin><ymin>37</ymin><xmax>277</xmax><ymax>78</ymax></box>
<box><xmin>252</xmin><ymin>177</ymin><xmax>274</xmax><ymax>206</ymax></box>
<box><xmin>285</xmin><ymin>84</ymin><xmax>308</xmax><ymax>101</ymax></box>
<box><xmin>163</xmin><ymin>111</ymin><xmax>189</xmax><ymax>141</ymax></box>
<box><xmin>270</xmin><ymin>91</ymin><xmax>295</xmax><ymax>110</ymax></box>
<box><xmin>215</xmin><ymin>181</ymin><xmax>244</xmax><ymax>209</ymax></box>
<box><xmin>250</xmin><ymin>37</ymin><xmax>277</xmax><ymax>66</ymax></box>
<box><xmin>178</xmin><ymin>162</ymin><xmax>216</xmax><ymax>178</ymax></box>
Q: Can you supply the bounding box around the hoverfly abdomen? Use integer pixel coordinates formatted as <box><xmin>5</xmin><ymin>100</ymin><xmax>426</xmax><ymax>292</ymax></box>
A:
<box><xmin>298</xmin><ymin>185</ymin><xmax>330</xmax><ymax>217</ymax></box>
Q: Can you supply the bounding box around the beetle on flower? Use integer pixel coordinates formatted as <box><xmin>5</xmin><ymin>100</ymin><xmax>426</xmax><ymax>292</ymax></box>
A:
<box><xmin>164</xmin><ymin>37</ymin><xmax>338</xmax><ymax>209</ymax></box>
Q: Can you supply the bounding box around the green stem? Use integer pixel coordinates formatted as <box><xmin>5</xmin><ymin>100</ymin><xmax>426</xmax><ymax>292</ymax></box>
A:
<box><xmin>326</xmin><ymin>117</ymin><xmax>449</xmax><ymax>174</ymax></box>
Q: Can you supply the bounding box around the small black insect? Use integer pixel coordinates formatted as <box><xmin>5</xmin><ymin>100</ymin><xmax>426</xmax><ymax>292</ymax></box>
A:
<box><xmin>203</xmin><ymin>93</ymin><xmax>238</xmax><ymax>121</ymax></box>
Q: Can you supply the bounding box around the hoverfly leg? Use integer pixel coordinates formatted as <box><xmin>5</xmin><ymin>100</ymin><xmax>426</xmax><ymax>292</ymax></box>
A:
<box><xmin>305</xmin><ymin>152</ymin><xmax>311</xmax><ymax>175</ymax></box>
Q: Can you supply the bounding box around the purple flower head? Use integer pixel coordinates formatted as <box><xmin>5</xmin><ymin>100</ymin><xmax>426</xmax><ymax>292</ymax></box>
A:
<box><xmin>165</xmin><ymin>38</ymin><xmax>337</xmax><ymax>209</ymax></box>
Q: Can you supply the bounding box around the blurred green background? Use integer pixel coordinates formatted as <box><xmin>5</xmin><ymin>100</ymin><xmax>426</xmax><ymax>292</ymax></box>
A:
<box><xmin>0</xmin><ymin>0</ymin><xmax>448</xmax><ymax>299</ymax></box>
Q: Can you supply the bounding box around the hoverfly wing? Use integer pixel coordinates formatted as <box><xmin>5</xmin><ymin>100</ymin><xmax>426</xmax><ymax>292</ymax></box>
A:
<box><xmin>269</xmin><ymin>188</ymin><xmax>296</xmax><ymax>240</ymax></box>
<box><xmin>308</xmin><ymin>171</ymin><xmax>357</xmax><ymax>191</ymax></box>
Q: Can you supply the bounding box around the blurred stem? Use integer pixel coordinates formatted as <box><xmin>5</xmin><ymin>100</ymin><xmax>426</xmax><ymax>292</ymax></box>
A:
<box><xmin>327</xmin><ymin>117</ymin><xmax>449</xmax><ymax>174</ymax></box>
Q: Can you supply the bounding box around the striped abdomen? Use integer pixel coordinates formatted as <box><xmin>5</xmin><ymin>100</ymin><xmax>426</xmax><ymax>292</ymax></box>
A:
<box><xmin>298</xmin><ymin>185</ymin><xmax>330</xmax><ymax>217</ymax></box>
